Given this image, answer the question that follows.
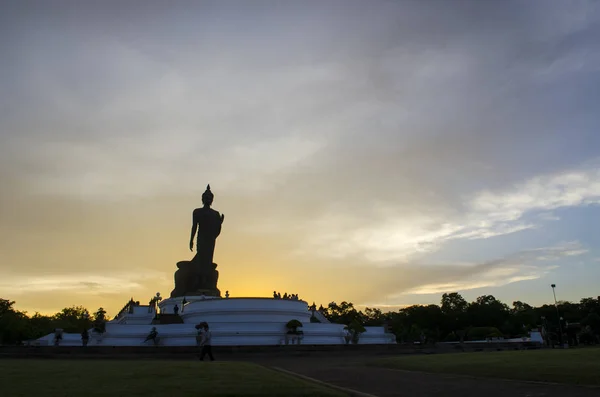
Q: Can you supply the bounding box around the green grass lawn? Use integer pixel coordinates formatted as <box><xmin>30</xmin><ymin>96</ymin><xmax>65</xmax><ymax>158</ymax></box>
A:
<box><xmin>370</xmin><ymin>347</ymin><xmax>600</xmax><ymax>386</ymax></box>
<box><xmin>0</xmin><ymin>360</ymin><xmax>346</xmax><ymax>397</ymax></box>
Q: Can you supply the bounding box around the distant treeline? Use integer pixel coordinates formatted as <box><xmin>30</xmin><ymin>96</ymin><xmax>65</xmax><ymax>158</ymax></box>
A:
<box><xmin>0</xmin><ymin>300</ymin><xmax>107</xmax><ymax>345</ymax></box>
<box><xmin>1</xmin><ymin>293</ymin><xmax>599</xmax><ymax>345</ymax></box>
<box><xmin>318</xmin><ymin>293</ymin><xmax>600</xmax><ymax>344</ymax></box>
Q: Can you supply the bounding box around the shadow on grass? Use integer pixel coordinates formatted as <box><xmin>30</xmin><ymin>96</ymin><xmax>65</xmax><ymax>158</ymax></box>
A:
<box><xmin>0</xmin><ymin>360</ymin><xmax>347</xmax><ymax>397</ymax></box>
<box><xmin>367</xmin><ymin>347</ymin><xmax>600</xmax><ymax>386</ymax></box>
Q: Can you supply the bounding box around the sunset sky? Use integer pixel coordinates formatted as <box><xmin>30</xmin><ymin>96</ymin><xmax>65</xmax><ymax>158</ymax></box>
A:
<box><xmin>1</xmin><ymin>1</ymin><xmax>600</xmax><ymax>316</ymax></box>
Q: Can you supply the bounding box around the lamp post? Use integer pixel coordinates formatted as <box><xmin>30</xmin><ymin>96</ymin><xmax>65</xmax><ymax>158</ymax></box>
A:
<box><xmin>551</xmin><ymin>284</ymin><xmax>564</xmax><ymax>346</ymax></box>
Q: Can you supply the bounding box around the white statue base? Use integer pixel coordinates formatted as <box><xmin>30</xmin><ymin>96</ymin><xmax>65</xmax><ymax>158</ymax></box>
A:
<box><xmin>37</xmin><ymin>297</ymin><xmax>396</xmax><ymax>347</ymax></box>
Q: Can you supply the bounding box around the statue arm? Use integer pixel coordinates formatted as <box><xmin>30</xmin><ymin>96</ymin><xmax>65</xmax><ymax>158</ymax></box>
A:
<box><xmin>215</xmin><ymin>213</ymin><xmax>224</xmax><ymax>238</ymax></box>
<box><xmin>189</xmin><ymin>211</ymin><xmax>198</xmax><ymax>251</ymax></box>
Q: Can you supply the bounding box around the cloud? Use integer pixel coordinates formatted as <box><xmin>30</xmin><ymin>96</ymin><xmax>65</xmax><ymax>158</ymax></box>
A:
<box><xmin>14</xmin><ymin>134</ymin><xmax>325</xmax><ymax>200</ymax></box>
<box><xmin>400</xmin><ymin>241</ymin><xmax>586</xmax><ymax>295</ymax></box>
<box><xmin>469</xmin><ymin>163</ymin><xmax>600</xmax><ymax>222</ymax></box>
<box><xmin>295</xmin><ymin>162</ymin><xmax>600</xmax><ymax>263</ymax></box>
<box><xmin>0</xmin><ymin>270</ymin><xmax>167</xmax><ymax>296</ymax></box>
<box><xmin>403</xmin><ymin>275</ymin><xmax>541</xmax><ymax>296</ymax></box>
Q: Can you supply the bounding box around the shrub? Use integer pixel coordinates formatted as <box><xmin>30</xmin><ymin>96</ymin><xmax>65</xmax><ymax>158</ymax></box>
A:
<box><xmin>466</xmin><ymin>326</ymin><xmax>503</xmax><ymax>340</ymax></box>
<box><xmin>286</xmin><ymin>319</ymin><xmax>303</xmax><ymax>335</ymax></box>
<box><xmin>443</xmin><ymin>332</ymin><xmax>460</xmax><ymax>342</ymax></box>
<box><xmin>286</xmin><ymin>319</ymin><xmax>303</xmax><ymax>329</ymax></box>
<box><xmin>92</xmin><ymin>308</ymin><xmax>107</xmax><ymax>334</ymax></box>
<box><xmin>344</xmin><ymin>320</ymin><xmax>366</xmax><ymax>344</ymax></box>
<box><xmin>579</xmin><ymin>327</ymin><xmax>596</xmax><ymax>345</ymax></box>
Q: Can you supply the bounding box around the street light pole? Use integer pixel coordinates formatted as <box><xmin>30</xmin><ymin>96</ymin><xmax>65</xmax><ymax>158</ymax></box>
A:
<box><xmin>551</xmin><ymin>284</ymin><xmax>564</xmax><ymax>346</ymax></box>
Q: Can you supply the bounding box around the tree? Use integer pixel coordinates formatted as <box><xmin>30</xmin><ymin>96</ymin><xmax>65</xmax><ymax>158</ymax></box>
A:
<box><xmin>580</xmin><ymin>297</ymin><xmax>600</xmax><ymax>315</ymax></box>
<box><xmin>506</xmin><ymin>301</ymin><xmax>536</xmax><ymax>336</ymax></box>
<box><xmin>0</xmin><ymin>299</ymin><xmax>29</xmax><ymax>344</ymax></box>
<box><xmin>391</xmin><ymin>304</ymin><xmax>444</xmax><ymax>343</ymax></box>
<box><xmin>322</xmin><ymin>302</ymin><xmax>364</xmax><ymax>325</ymax></box>
<box><xmin>3</xmin><ymin>291</ymin><xmax>600</xmax><ymax>346</ymax></box>
<box><xmin>53</xmin><ymin>306</ymin><xmax>89</xmax><ymax>333</ymax></box>
<box><xmin>441</xmin><ymin>293</ymin><xmax>469</xmax><ymax>333</ymax></box>
<box><xmin>467</xmin><ymin>326</ymin><xmax>503</xmax><ymax>340</ymax></box>
<box><xmin>344</xmin><ymin>320</ymin><xmax>366</xmax><ymax>344</ymax></box>
<box><xmin>556</xmin><ymin>301</ymin><xmax>582</xmax><ymax>323</ymax></box>
<box><xmin>27</xmin><ymin>313</ymin><xmax>54</xmax><ymax>340</ymax></box>
<box><xmin>582</xmin><ymin>313</ymin><xmax>600</xmax><ymax>335</ymax></box>
<box><xmin>467</xmin><ymin>295</ymin><xmax>510</xmax><ymax>329</ymax></box>
<box><xmin>512</xmin><ymin>301</ymin><xmax>533</xmax><ymax>312</ymax></box>
<box><xmin>363</xmin><ymin>307</ymin><xmax>385</xmax><ymax>326</ymax></box>
<box><xmin>93</xmin><ymin>307</ymin><xmax>107</xmax><ymax>334</ymax></box>
<box><xmin>0</xmin><ymin>299</ymin><xmax>16</xmax><ymax>315</ymax></box>
<box><xmin>441</xmin><ymin>293</ymin><xmax>468</xmax><ymax>314</ymax></box>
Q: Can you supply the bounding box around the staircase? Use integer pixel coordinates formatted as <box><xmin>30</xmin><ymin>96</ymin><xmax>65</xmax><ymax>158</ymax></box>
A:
<box><xmin>152</xmin><ymin>314</ymin><xmax>184</xmax><ymax>325</ymax></box>
<box><xmin>312</xmin><ymin>311</ymin><xmax>330</xmax><ymax>324</ymax></box>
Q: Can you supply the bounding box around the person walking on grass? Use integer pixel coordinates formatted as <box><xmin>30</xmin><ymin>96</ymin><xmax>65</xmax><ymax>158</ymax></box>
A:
<box><xmin>199</xmin><ymin>323</ymin><xmax>215</xmax><ymax>361</ymax></box>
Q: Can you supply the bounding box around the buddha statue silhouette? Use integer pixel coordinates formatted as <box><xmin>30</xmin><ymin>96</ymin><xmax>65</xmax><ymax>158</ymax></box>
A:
<box><xmin>189</xmin><ymin>184</ymin><xmax>225</xmax><ymax>265</ymax></box>
<box><xmin>171</xmin><ymin>184</ymin><xmax>224</xmax><ymax>298</ymax></box>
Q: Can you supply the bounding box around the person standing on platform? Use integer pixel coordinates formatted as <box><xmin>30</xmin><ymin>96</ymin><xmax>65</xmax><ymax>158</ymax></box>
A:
<box><xmin>199</xmin><ymin>323</ymin><xmax>215</xmax><ymax>361</ymax></box>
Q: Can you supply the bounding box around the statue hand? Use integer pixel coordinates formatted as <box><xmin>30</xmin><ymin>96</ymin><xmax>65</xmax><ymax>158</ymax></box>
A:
<box><xmin>221</xmin><ymin>214</ymin><xmax>225</xmax><ymax>223</ymax></box>
<box><xmin>189</xmin><ymin>241</ymin><xmax>193</xmax><ymax>252</ymax></box>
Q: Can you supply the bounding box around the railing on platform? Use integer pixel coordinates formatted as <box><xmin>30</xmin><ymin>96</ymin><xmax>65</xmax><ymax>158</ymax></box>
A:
<box><xmin>115</xmin><ymin>298</ymin><xmax>141</xmax><ymax>320</ymax></box>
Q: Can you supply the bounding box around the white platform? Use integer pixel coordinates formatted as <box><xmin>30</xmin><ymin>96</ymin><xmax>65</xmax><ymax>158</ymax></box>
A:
<box><xmin>38</xmin><ymin>297</ymin><xmax>396</xmax><ymax>347</ymax></box>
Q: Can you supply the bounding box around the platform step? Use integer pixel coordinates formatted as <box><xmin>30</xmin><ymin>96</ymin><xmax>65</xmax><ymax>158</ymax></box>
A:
<box><xmin>152</xmin><ymin>314</ymin><xmax>184</xmax><ymax>325</ymax></box>
<box><xmin>0</xmin><ymin>344</ymin><xmax>412</xmax><ymax>359</ymax></box>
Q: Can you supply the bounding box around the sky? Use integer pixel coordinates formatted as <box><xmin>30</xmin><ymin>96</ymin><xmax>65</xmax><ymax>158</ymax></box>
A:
<box><xmin>1</xmin><ymin>0</ymin><xmax>600</xmax><ymax>316</ymax></box>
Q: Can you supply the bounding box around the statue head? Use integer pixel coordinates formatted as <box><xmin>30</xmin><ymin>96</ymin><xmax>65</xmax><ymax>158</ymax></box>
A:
<box><xmin>202</xmin><ymin>184</ymin><xmax>214</xmax><ymax>206</ymax></box>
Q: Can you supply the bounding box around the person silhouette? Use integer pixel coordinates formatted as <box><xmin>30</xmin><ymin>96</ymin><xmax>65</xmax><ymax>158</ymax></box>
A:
<box><xmin>198</xmin><ymin>323</ymin><xmax>215</xmax><ymax>361</ymax></box>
